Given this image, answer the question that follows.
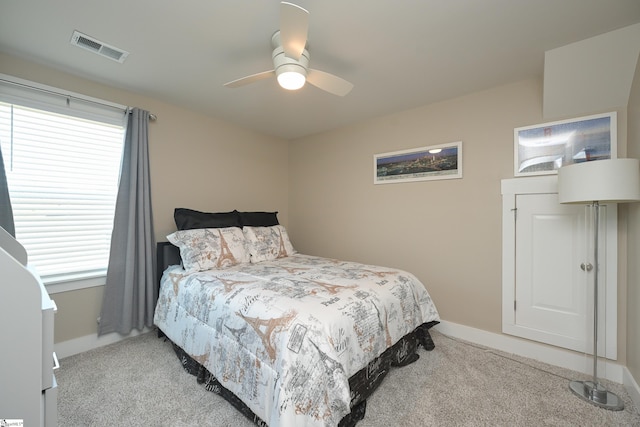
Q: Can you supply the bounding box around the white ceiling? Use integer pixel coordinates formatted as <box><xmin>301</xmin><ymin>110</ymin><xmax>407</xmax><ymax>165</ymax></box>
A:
<box><xmin>1</xmin><ymin>1</ymin><xmax>639</xmax><ymax>140</ymax></box>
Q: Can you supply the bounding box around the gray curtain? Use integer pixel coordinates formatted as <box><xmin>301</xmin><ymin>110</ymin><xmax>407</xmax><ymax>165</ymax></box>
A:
<box><xmin>99</xmin><ymin>108</ymin><xmax>156</xmax><ymax>336</ymax></box>
<box><xmin>0</xmin><ymin>144</ymin><xmax>15</xmax><ymax>236</ymax></box>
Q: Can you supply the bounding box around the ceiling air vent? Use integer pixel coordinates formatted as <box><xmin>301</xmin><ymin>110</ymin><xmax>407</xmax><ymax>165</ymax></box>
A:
<box><xmin>70</xmin><ymin>30</ymin><xmax>129</xmax><ymax>63</ymax></box>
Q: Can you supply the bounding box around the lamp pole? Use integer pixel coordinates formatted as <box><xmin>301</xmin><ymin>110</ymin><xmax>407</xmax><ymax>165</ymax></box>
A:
<box><xmin>568</xmin><ymin>201</ymin><xmax>623</xmax><ymax>410</ymax></box>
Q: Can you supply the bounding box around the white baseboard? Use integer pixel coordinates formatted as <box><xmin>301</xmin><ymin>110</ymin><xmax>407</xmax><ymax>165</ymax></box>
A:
<box><xmin>623</xmin><ymin>366</ymin><xmax>640</xmax><ymax>409</ymax></box>
<box><xmin>54</xmin><ymin>327</ymin><xmax>152</xmax><ymax>359</ymax></box>
<box><xmin>433</xmin><ymin>320</ymin><xmax>624</xmax><ymax>383</ymax></box>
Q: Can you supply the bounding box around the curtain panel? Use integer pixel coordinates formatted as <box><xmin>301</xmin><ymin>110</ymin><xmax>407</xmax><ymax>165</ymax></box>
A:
<box><xmin>99</xmin><ymin>108</ymin><xmax>156</xmax><ymax>336</ymax></box>
<box><xmin>0</xmin><ymin>145</ymin><xmax>15</xmax><ymax>236</ymax></box>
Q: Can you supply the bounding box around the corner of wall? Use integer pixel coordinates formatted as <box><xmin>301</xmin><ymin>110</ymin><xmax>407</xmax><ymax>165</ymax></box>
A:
<box><xmin>543</xmin><ymin>23</ymin><xmax>640</xmax><ymax>120</ymax></box>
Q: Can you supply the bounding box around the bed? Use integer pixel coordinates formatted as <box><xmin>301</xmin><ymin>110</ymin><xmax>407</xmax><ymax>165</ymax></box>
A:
<box><xmin>153</xmin><ymin>209</ymin><xmax>440</xmax><ymax>427</ymax></box>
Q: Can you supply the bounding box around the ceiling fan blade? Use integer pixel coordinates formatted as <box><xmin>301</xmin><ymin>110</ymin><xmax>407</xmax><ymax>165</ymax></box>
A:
<box><xmin>306</xmin><ymin>69</ymin><xmax>354</xmax><ymax>96</ymax></box>
<box><xmin>280</xmin><ymin>2</ymin><xmax>309</xmax><ymax>59</ymax></box>
<box><xmin>224</xmin><ymin>70</ymin><xmax>275</xmax><ymax>88</ymax></box>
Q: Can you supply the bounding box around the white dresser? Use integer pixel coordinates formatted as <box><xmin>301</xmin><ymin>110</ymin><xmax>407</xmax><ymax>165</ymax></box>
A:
<box><xmin>0</xmin><ymin>226</ymin><xmax>58</xmax><ymax>426</ymax></box>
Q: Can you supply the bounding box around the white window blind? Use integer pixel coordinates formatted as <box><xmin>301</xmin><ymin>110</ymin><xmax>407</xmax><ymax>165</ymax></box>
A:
<box><xmin>0</xmin><ymin>80</ymin><xmax>125</xmax><ymax>284</ymax></box>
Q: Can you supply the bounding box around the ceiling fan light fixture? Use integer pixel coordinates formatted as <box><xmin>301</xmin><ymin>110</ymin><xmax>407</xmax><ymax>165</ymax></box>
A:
<box><xmin>277</xmin><ymin>66</ymin><xmax>306</xmax><ymax>90</ymax></box>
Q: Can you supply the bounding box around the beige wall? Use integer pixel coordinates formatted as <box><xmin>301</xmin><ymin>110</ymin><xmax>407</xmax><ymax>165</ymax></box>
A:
<box><xmin>627</xmin><ymin>56</ymin><xmax>640</xmax><ymax>381</ymax></box>
<box><xmin>53</xmin><ymin>287</ymin><xmax>104</xmax><ymax>343</ymax></box>
<box><xmin>0</xmin><ymin>52</ymin><xmax>289</xmax><ymax>343</ymax></box>
<box><xmin>289</xmin><ymin>78</ymin><xmax>629</xmax><ymax>362</ymax></box>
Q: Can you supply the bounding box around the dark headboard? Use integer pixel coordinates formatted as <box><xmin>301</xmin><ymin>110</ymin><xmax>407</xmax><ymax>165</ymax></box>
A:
<box><xmin>156</xmin><ymin>241</ymin><xmax>180</xmax><ymax>287</ymax></box>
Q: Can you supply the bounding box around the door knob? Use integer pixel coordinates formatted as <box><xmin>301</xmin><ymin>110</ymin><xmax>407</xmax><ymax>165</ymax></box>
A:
<box><xmin>581</xmin><ymin>262</ymin><xmax>593</xmax><ymax>272</ymax></box>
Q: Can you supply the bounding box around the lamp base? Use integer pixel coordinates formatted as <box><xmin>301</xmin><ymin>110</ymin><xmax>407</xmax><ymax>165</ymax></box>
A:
<box><xmin>569</xmin><ymin>380</ymin><xmax>624</xmax><ymax>411</ymax></box>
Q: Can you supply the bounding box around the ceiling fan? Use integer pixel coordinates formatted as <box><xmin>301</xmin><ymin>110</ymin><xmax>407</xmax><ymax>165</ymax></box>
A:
<box><xmin>224</xmin><ymin>2</ymin><xmax>354</xmax><ymax>96</ymax></box>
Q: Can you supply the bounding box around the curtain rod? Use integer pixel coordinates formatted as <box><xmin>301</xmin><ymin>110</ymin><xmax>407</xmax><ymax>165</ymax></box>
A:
<box><xmin>127</xmin><ymin>108</ymin><xmax>157</xmax><ymax>121</ymax></box>
<box><xmin>0</xmin><ymin>76</ymin><xmax>156</xmax><ymax>121</ymax></box>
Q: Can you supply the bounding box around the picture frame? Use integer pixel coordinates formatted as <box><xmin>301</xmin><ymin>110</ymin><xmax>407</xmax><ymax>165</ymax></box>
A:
<box><xmin>514</xmin><ymin>112</ymin><xmax>616</xmax><ymax>177</ymax></box>
<box><xmin>374</xmin><ymin>141</ymin><xmax>462</xmax><ymax>184</ymax></box>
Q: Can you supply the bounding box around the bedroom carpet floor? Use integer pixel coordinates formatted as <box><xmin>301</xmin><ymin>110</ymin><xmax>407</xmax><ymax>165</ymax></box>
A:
<box><xmin>56</xmin><ymin>329</ymin><xmax>640</xmax><ymax>426</ymax></box>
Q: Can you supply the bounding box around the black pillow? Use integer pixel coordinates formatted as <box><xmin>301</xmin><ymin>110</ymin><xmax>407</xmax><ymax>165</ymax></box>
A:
<box><xmin>238</xmin><ymin>211</ymin><xmax>279</xmax><ymax>227</ymax></box>
<box><xmin>174</xmin><ymin>208</ymin><xmax>241</xmax><ymax>230</ymax></box>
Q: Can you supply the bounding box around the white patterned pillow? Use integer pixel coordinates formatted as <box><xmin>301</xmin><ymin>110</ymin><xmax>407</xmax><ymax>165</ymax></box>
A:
<box><xmin>243</xmin><ymin>225</ymin><xmax>296</xmax><ymax>263</ymax></box>
<box><xmin>166</xmin><ymin>227</ymin><xmax>249</xmax><ymax>272</ymax></box>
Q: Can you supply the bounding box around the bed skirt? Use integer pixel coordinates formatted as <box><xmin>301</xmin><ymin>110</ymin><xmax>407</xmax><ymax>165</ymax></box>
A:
<box><xmin>167</xmin><ymin>320</ymin><xmax>438</xmax><ymax>427</ymax></box>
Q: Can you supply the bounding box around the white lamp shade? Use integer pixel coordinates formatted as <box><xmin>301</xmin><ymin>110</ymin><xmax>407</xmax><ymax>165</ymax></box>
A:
<box><xmin>557</xmin><ymin>158</ymin><xmax>640</xmax><ymax>204</ymax></box>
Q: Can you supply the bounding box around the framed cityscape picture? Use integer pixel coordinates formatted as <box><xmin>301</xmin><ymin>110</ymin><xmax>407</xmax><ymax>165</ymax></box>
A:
<box><xmin>374</xmin><ymin>141</ymin><xmax>462</xmax><ymax>184</ymax></box>
<box><xmin>514</xmin><ymin>112</ymin><xmax>616</xmax><ymax>176</ymax></box>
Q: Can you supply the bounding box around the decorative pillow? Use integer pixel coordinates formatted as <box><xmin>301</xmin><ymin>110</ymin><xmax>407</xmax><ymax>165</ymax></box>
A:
<box><xmin>166</xmin><ymin>227</ymin><xmax>249</xmax><ymax>272</ymax></box>
<box><xmin>243</xmin><ymin>225</ymin><xmax>296</xmax><ymax>263</ymax></box>
<box><xmin>174</xmin><ymin>208</ymin><xmax>241</xmax><ymax>231</ymax></box>
<box><xmin>238</xmin><ymin>211</ymin><xmax>279</xmax><ymax>227</ymax></box>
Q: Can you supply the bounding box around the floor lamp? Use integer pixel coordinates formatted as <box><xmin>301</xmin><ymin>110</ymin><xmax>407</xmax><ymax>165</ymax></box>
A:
<box><xmin>557</xmin><ymin>157</ymin><xmax>640</xmax><ymax>411</ymax></box>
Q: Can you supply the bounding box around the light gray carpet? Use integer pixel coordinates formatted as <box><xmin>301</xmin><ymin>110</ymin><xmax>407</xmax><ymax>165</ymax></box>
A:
<box><xmin>57</xmin><ymin>330</ymin><xmax>640</xmax><ymax>426</ymax></box>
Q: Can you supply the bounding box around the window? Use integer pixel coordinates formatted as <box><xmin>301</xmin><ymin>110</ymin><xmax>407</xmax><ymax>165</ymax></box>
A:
<box><xmin>0</xmin><ymin>77</ymin><xmax>126</xmax><ymax>285</ymax></box>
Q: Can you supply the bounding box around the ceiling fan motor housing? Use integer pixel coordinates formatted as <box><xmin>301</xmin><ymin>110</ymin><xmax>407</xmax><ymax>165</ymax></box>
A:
<box><xmin>272</xmin><ymin>45</ymin><xmax>309</xmax><ymax>79</ymax></box>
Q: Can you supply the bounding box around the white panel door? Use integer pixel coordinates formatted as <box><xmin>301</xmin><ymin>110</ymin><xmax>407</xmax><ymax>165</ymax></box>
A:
<box><xmin>514</xmin><ymin>193</ymin><xmax>587</xmax><ymax>353</ymax></box>
<box><xmin>501</xmin><ymin>176</ymin><xmax>617</xmax><ymax>360</ymax></box>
